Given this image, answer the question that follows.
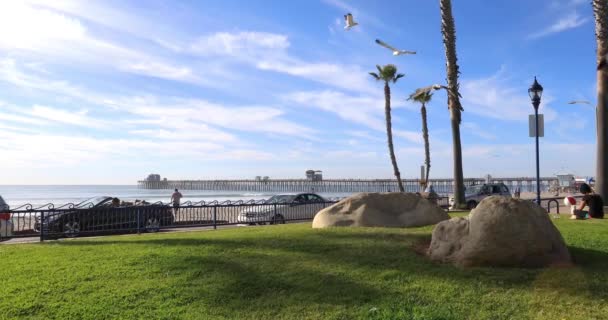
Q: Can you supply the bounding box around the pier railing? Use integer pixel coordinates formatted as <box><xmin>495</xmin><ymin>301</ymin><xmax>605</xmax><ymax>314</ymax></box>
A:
<box><xmin>138</xmin><ymin>177</ymin><xmax>558</xmax><ymax>195</ymax></box>
<box><xmin>0</xmin><ymin>196</ymin><xmax>451</xmax><ymax>241</ymax></box>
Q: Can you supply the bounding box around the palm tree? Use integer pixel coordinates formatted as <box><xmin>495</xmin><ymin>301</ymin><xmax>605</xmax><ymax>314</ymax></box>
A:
<box><xmin>408</xmin><ymin>91</ymin><xmax>433</xmax><ymax>188</ymax></box>
<box><xmin>369</xmin><ymin>64</ymin><xmax>406</xmax><ymax>192</ymax></box>
<box><xmin>593</xmin><ymin>0</ymin><xmax>608</xmax><ymax>202</ymax></box>
<box><xmin>440</xmin><ymin>0</ymin><xmax>466</xmax><ymax>208</ymax></box>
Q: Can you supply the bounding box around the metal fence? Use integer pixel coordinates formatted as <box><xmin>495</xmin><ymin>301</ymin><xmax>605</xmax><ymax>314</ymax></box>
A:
<box><xmin>1</xmin><ymin>199</ymin><xmax>340</xmax><ymax>241</ymax></box>
<box><xmin>0</xmin><ymin>196</ymin><xmax>452</xmax><ymax>242</ymax></box>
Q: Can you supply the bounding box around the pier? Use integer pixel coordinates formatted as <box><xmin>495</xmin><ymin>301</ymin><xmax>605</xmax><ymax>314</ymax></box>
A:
<box><xmin>137</xmin><ymin>177</ymin><xmax>558</xmax><ymax>195</ymax></box>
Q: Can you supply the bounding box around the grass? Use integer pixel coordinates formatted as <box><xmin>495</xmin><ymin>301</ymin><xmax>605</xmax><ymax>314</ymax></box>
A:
<box><xmin>1</xmin><ymin>214</ymin><xmax>607</xmax><ymax>320</ymax></box>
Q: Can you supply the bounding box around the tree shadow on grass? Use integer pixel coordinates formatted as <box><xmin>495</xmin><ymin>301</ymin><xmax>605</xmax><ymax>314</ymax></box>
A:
<box><xmin>53</xmin><ymin>228</ymin><xmax>608</xmax><ymax>304</ymax></box>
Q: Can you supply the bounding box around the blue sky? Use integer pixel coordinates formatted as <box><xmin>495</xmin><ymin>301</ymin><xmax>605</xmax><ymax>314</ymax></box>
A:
<box><xmin>0</xmin><ymin>0</ymin><xmax>600</xmax><ymax>184</ymax></box>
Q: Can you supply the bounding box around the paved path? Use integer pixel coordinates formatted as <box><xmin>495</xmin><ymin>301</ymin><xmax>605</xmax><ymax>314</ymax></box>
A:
<box><xmin>0</xmin><ymin>223</ymin><xmax>250</xmax><ymax>245</ymax></box>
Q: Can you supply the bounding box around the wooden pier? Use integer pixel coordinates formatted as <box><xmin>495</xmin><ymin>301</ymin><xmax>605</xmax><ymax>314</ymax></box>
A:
<box><xmin>137</xmin><ymin>177</ymin><xmax>557</xmax><ymax>195</ymax></box>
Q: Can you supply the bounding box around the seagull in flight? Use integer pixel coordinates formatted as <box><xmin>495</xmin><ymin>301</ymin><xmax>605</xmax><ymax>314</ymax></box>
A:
<box><xmin>568</xmin><ymin>100</ymin><xmax>592</xmax><ymax>105</ymax></box>
<box><xmin>344</xmin><ymin>13</ymin><xmax>358</xmax><ymax>30</ymax></box>
<box><xmin>375</xmin><ymin>39</ymin><xmax>416</xmax><ymax>56</ymax></box>
<box><xmin>598</xmin><ymin>53</ymin><xmax>608</xmax><ymax>70</ymax></box>
<box><xmin>408</xmin><ymin>84</ymin><xmax>458</xmax><ymax>100</ymax></box>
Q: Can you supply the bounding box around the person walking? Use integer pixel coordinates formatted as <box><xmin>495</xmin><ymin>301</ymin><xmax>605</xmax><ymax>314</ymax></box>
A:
<box><xmin>171</xmin><ymin>189</ymin><xmax>183</xmax><ymax>214</ymax></box>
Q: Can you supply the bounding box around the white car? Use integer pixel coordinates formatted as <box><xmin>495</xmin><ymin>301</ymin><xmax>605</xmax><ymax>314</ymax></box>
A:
<box><xmin>449</xmin><ymin>183</ymin><xmax>512</xmax><ymax>210</ymax></box>
<box><xmin>0</xmin><ymin>196</ymin><xmax>13</xmax><ymax>238</ymax></box>
<box><xmin>237</xmin><ymin>193</ymin><xmax>327</xmax><ymax>225</ymax></box>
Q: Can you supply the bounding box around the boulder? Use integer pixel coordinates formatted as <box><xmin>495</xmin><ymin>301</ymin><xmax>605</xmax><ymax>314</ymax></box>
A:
<box><xmin>420</xmin><ymin>191</ymin><xmax>440</xmax><ymax>205</ymax></box>
<box><xmin>312</xmin><ymin>192</ymin><xmax>449</xmax><ymax>228</ymax></box>
<box><xmin>428</xmin><ymin>196</ymin><xmax>571</xmax><ymax>268</ymax></box>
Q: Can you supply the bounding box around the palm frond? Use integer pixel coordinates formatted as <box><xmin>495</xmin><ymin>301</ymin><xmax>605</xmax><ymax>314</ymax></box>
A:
<box><xmin>369</xmin><ymin>72</ymin><xmax>380</xmax><ymax>80</ymax></box>
<box><xmin>393</xmin><ymin>73</ymin><xmax>405</xmax><ymax>83</ymax></box>
<box><xmin>416</xmin><ymin>92</ymin><xmax>433</xmax><ymax>103</ymax></box>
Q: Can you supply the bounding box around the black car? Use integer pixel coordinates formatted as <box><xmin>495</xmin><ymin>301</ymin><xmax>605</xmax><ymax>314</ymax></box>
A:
<box><xmin>34</xmin><ymin>196</ymin><xmax>174</xmax><ymax>238</ymax></box>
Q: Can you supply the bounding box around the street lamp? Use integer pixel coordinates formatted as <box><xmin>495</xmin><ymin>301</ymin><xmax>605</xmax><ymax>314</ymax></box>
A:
<box><xmin>528</xmin><ymin>77</ymin><xmax>544</xmax><ymax>205</ymax></box>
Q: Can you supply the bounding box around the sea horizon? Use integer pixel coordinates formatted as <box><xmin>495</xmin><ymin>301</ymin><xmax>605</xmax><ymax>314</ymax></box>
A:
<box><xmin>0</xmin><ymin>185</ymin><xmax>353</xmax><ymax>208</ymax></box>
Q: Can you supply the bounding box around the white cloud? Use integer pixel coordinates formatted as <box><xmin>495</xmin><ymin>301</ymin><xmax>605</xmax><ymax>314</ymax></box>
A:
<box><xmin>460</xmin><ymin>68</ymin><xmax>556</xmax><ymax>122</ymax></box>
<box><xmin>345</xmin><ymin>130</ymin><xmax>383</xmax><ymax>142</ymax></box>
<box><xmin>0</xmin><ymin>2</ymin><xmax>201</xmax><ymax>84</ymax></box>
<box><xmin>284</xmin><ymin>90</ymin><xmax>384</xmax><ymax>130</ymax></box>
<box><xmin>257</xmin><ymin>59</ymin><xmax>375</xmax><ymax>94</ymax></box>
<box><xmin>462</xmin><ymin>122</ymin><xmax>497</xmax><ymax>140</ymax></box>
<box><xmin>0</xmin><ymin>130</ymin><xmax>273</xmax><ymax>170</ymax></box>
<box><xmin>25</xmin><ymin>105</ymin><xmax>107</xmax><ymax>128</ymax></box>
<box><xmin>0</xmin><ymin>101</ymin><xmax>109</xmax><ymax>129</ymax></box>
<box><xmin>121</xmin><ymin>62</ymin><xmax>198</xmax><ymax>83</ymax></box>
<box><xmin>0</xmin><ymin>2</ymin><xmax>86</xmax><ymax>51</ymax></box>
<box><xmin>283</xmin><ymin>90</ymin><xmax>408</xmax><ymax>131</ymax></box>
<box><xmin>0</xmin><ymin>59</ymin><xmax>117</xmax><ymax>107</ymax></box>
<box><xmin>323</xmin><ymin>150</ymin><xmax>378</xmax><ymax>160</ymax></box>
<box><xmin>191</xmin><ymin>31</ymin><xmax>377</xmax><ymax>94</ymax></box>
<box><xmin>529</xmin><ymin>11</ymin><xmax>589</xmax><ymax>39</ymax></box>
<box><xmin>553</xmin><ymin>112</ymin><xmax>589</xmax><ymax>139</ymax></box>
<box><xmin>394</xmin><ymin>130</ymin><xmax>424</xmax><ymax>144</ymax></box>
<box><xmin>328</xmin><ymin>18</ymin><xmax>342</xmax><ymax>34</ymax></box>
<box><xmin>0</xmin><ymin>113</ymin><xmax>47</xmax><ymax>126</ymax></box>
<box><xmin>191</xmin><ymin>31</ymin><xmax>289</xmax><ymax>56</ymax></box>
<box><xmin>119</xmin><ymin>96</ymin><xmax>317</xmax><ymax>140</ymax></box>
<box><xmin>128</xmin><ymin>127</ymin><xmax>235</xmax><ymax>143</ymax></box>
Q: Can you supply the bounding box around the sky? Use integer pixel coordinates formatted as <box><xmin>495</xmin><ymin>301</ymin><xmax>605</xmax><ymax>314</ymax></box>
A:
<box><xmin>0</xmin><ymin>0</ymin><xmax>601</xmax><ymax>184</ymax></box>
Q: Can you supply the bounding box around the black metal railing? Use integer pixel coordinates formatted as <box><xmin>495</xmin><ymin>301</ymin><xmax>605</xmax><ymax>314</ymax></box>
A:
<box><xmin>0</xmin><ymin>196</ymin><xmax>452</xmax><ymax>242</ymax></box>
<box><xmin>0</xmin><ymin>199</ymin><xmax>340</xmax><ymax>241</ymax></box>
<box><xmin>532</xmin><ymin>195</ymin><xmax>584</xmax><ymax>214</ymax></box>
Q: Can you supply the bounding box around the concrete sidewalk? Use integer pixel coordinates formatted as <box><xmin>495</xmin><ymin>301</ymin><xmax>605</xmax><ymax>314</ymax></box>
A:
<box><xmin>0</xmin><ymin>223</ymin><xmax>249</xmax><ymax>245</ymax></box>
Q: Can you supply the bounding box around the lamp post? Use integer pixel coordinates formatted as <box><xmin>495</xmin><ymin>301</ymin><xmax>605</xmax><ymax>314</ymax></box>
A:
<box><xmin>528</xmin><ymin>77</ymin><xmax>544</xmax><ymax>205</ymax></box>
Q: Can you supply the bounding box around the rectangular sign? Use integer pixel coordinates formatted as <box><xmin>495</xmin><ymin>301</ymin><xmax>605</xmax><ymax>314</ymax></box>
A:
<box><xmin>529</xmin><ymin>114</ymin><xmax>544</xmax><ymax>137</ymax></box>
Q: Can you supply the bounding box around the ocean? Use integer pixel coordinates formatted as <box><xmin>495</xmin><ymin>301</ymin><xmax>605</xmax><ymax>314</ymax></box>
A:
<box><xmin>0</xmin><ymin>185</ymin><xmax>353</xmax><ymax>208</ymax></box>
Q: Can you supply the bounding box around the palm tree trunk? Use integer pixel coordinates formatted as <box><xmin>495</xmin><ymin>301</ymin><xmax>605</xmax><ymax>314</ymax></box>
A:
<box><xmin>421</xmin><ymin>104</ymin><xmax>431</xmax><ymax>185</ymax></box>
<box><xmin>440</xmin><ymin>0</ymin><xmax>466</xmax><ymax>208</ymax></box>
<box><xmin>384</xmin><ymin>82</ymin><xmax>405</xmax><ymax>192</ymax></box>
<box><xmin>594</xmin><ymin>0</ymin><xmax>608</xmax><ymax>202</ymax></box>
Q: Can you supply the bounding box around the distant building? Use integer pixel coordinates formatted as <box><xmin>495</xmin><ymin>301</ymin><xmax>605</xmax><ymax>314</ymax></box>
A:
<box><xmin>145</xmin><ymin>174</ymin><xmax>161</xmax><ymax>182</ymax></box>
<box><xmin>255</xmin><ymin>176</ymin><xmax>262</xmax><ymax>181</ymax></box>
<box><xmin>262</xmin><ymin>176</ymin><xmax>269</xmax><ymax>181</ymax></box>
<box><xmin>314</xmin><ymin>170</ymin><xmax>323</xmax><ymax>181</ymax></box>
<box><xmin>306</xmin><ymin>170</ymin><xmax>323</xmax><ymax>181</ymax></box>
<box><xmin>306</xmin><ymin>170</ymin><xmax>315</xmax><ymax>180</ymax></box>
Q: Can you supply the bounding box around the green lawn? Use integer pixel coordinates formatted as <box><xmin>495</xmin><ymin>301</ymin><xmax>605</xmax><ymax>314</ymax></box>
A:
<box><xmin>1</xmin><ymin>215</ymin><xmax>607</xmax><ymax>320</ymax></box>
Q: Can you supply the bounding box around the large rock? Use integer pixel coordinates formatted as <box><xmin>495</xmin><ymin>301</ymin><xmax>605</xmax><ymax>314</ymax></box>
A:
<box><xmin>312</xmin><ymin>192</ymin><xmax>449</xmax><ymax>228</ymax></box>
<box><xmin>428</xmin><ymin>196</ymin><xmax>571</xmax><ymax>268</ymax></box>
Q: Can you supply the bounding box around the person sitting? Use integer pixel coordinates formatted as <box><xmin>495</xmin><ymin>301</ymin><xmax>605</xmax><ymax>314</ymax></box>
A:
<box><xmin>571</xmin><ymin>183</ymin><xmax>604</xmax><ymax>219</ymax></box>
<box><xmin>111</xmin><ymin>197</ymin><xmax>121</xmax><ymax>207</ymax></box>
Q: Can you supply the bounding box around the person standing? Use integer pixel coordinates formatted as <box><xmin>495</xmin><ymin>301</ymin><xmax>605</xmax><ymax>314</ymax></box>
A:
<box><xmin>171</xmin><ymin>189</ymin><xmax>183</xmax><ymax>214</ymax></box>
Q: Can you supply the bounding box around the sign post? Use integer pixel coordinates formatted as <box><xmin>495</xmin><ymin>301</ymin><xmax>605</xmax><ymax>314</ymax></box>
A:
<box><xmin>529</xmin><ymin>113</ymin><xmax>544</xmax><ymax>205</ymax></box>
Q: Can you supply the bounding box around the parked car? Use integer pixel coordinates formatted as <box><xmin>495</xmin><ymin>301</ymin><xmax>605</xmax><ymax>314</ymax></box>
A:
<box><xmin>34</xmin><ymin>196</ymin><xmax>174</xmax><ymax>238</ymax></box>
<box><xmin>0</xmin><ymin>196</ymin><xmax>13</xmax><ymax>239</ymax></box>
<box><xmin>237</xmin><ymin>193</ymin><xmax>328</xmax><ymax>225</ymax></box>
<box><xmin>449</xmin><ymin>183</ymin><xmax>511</xmax><ymax>210</ymax></box>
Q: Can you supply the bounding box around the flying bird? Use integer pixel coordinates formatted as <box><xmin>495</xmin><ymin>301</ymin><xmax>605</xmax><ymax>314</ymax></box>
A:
<box><xmin>568</xmin><ymin>100</ymin><xmax>592</xmax><ymax>105</ymax></box>
<box><xmin>408</xmin><ymin>84</ymin><xmax>458</xmax><ymax>100</ymax></box>
<box><xmin>344</xmin><ymin>13</ymin><xmax>358</xmax><ymax>30</ymax></box>
<box><xmin>375</xmin><ymin>39</ymin><xmax>416</xmax><ymax>56</ymax></box>
<box><xmin>598</xmin><ymin>53</ymin><xmax>608</xmax><ymax>70</ymax></box>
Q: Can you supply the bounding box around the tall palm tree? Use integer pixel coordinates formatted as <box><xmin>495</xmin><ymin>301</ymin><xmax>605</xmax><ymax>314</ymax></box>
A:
<box><xmin>408</xmin><ymin>91</ymin><xmax>433</xmax><ymax>188</ymax></box>
<box><xmin>440</xmin><ymin>0</ymin><xmax>466</xmax><ymax>208</ymax></box>
<box><xmin>369</xmin><ymin>64</ymin><xmax>406</xmax><ymax>192</ymax></box>
<box><xmin>593</xmin><ymin>0</ymin><xmax>608</xmax><ymax>202</ymax></box>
